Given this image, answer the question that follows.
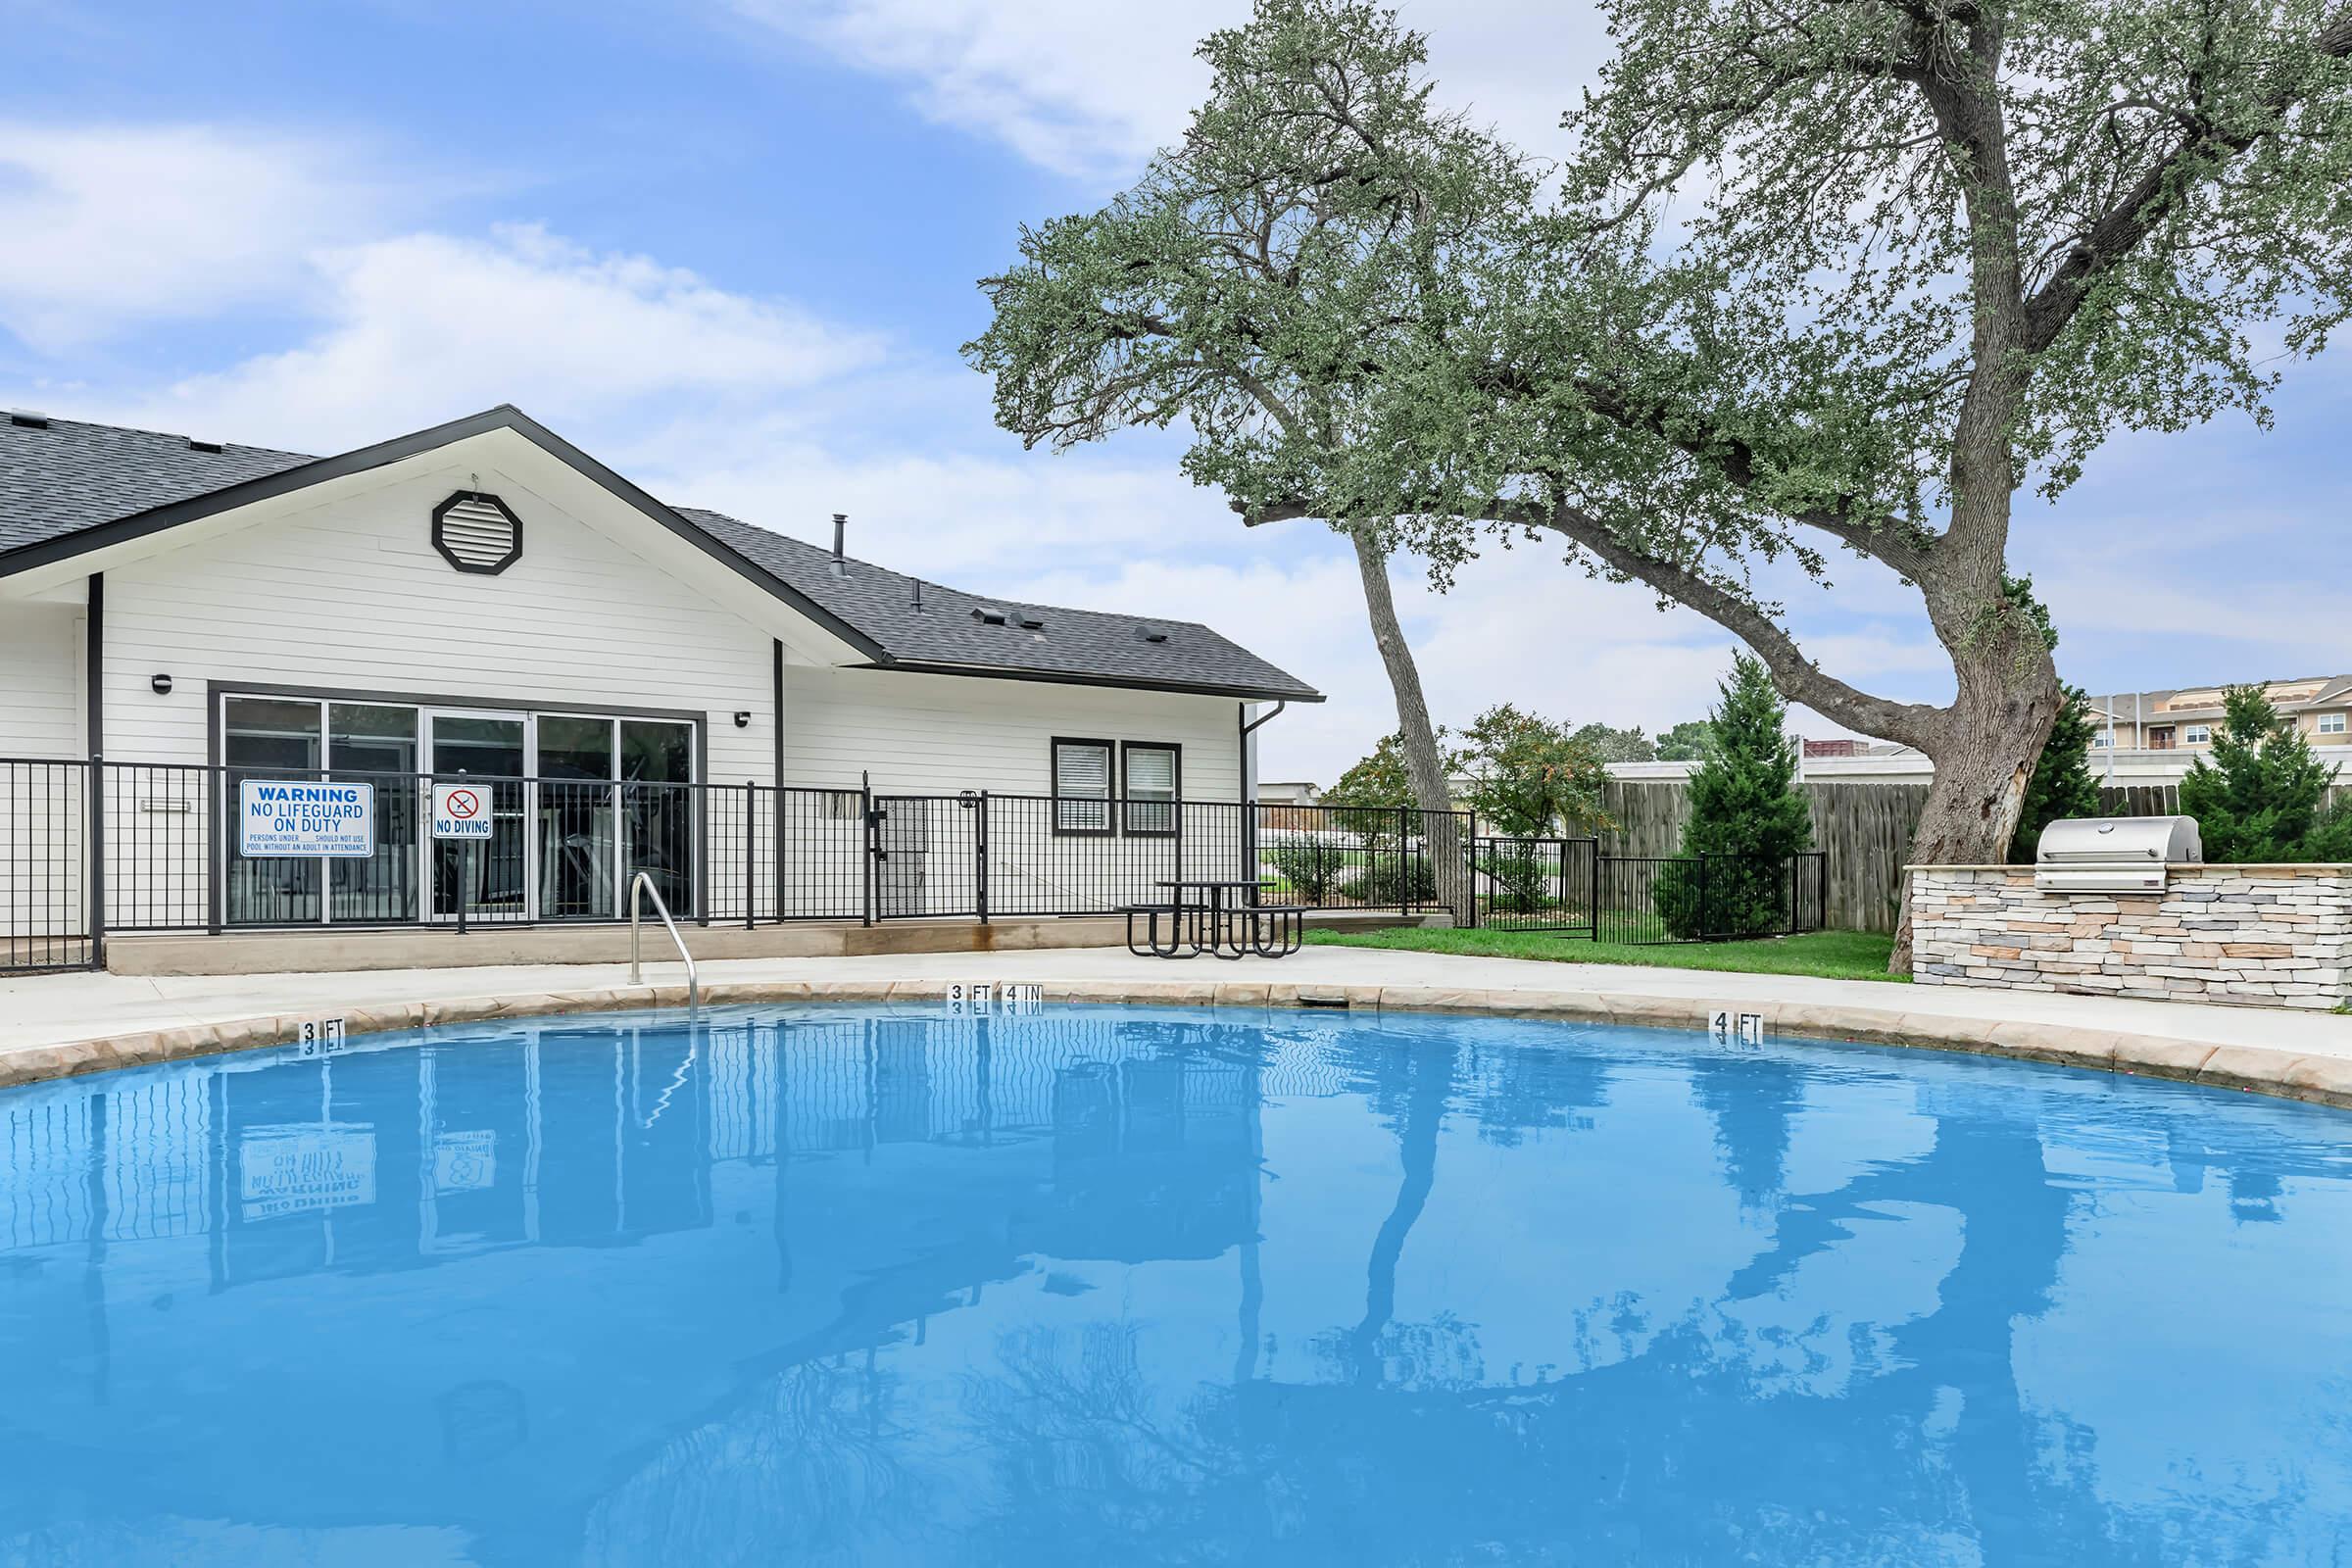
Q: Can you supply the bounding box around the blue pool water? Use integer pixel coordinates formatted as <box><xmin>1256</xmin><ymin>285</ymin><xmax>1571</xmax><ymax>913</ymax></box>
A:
<box><xmin>2</xmin><ymin>1004</ymin><xmax>2349</xmax><ymax>1565</ymax></box>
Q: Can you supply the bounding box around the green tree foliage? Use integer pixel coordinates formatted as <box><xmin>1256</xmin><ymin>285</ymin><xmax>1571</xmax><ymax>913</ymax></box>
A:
<box><xmin>1656</xmin><ymin>656</ymin><xmax>1815</xmax><ymax>938</ymax></box>
<box><xmin>1323</xmin><ymin>732</ymin><xmax>1420</xmax><ymax>813</ymax></box>
<box><xmin>1452</xmin><ymin>704</ymin><xmax>1612</xmax><ymax>838</ymax></box>
<box><xmin>1319</xmin><ymin>731</ymin><xmax>1425</xmax><ymax>845</ymax></box>
<box><xmin>2008</xmin><ymin>685</ymin><xmax>2105</xmax><ymax>863</ymax></box>
<box><xmin>960</xmin><ymin>0</ymin><xmax>1527</xmax><ymax>862</ymax></box>
<box><xmin>1655</xmin><ymin>720</ymin><xmax>1715</xmax><ymax>761</ymax></box>
<box><xmin>1570</xmin><ymin>722</ymin><xmax>1656</xmax><ymax>764</ymax></box>
<box><xmin>972</xmin><ymin>0</ymin><xmax>2352</xmax><ymax>953</ymax></box>
<box><xmin>2180</xmin><ymin>687</ymin><xmax>2346</xmax><ymax>861</ymax></box>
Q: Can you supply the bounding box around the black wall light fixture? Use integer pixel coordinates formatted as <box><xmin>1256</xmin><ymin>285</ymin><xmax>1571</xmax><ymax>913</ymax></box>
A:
<box><xmin>734</xmin><ymin>711</ymin><xmax>752</xmax><ymax>728</ymax></box>
<box><xmin>151</xmin><ymin>673</ymin><xmax>173</xmax><ymax>695</ymax></box>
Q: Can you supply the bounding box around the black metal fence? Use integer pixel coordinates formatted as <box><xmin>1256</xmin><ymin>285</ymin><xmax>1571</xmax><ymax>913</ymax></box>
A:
<box><xmin>2</xmin><ymin>761</ymin><xmax>1475</xmax><ymax>972</ymax></box>
<box><xmin>1595</xmin><ymin>851</ymin><xmax>1830</xmax><ymax>944</ymax></box>
<box><xmin>1467</xmin><ymin>838</ymin><xmax>1828</xmax><ymax>945</ymax></box>
<box><xmin>2</xmin><ymin>759</ymin><xmax>1829</xmax><ymax>973</ymax></box>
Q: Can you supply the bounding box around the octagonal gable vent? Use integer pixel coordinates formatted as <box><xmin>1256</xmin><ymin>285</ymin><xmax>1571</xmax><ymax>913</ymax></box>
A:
<box><xmin>432</xmin><ymin>491</ymin><xmax>523</xmax><ymax>575</ymax></box>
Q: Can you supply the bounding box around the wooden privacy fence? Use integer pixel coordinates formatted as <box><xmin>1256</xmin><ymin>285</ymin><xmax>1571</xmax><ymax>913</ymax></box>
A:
<box><xmin>1594</xmin><ymin>778</ymin><xmax>2350</xmax><ymax>934</ymax></box>
<box><xmin>1599</xmin><ymin>781</ymin><xmax>1926</xmax><ymax>934</ymax></box>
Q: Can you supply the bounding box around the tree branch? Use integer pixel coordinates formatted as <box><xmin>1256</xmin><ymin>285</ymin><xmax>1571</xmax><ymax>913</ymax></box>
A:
<box><xmin>1239</xmin><ymin>491</ymin><xmax>1944</xmax><ymax>746</ymax></box>
<box><xmin>2021</xmin><ymin>6</ymin><xmax>2352</xmax><ymax>355</ymax></box>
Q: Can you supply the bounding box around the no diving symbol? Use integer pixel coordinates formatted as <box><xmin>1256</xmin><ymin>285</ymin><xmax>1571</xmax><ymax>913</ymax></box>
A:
<box><xmin>445</xmin><ymin>789</ymin><xmax>481</xmax><ymax>819</ymax></box>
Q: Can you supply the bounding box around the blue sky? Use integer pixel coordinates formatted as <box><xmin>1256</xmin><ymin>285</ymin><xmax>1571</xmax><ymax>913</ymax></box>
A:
<box><xmin>4</xmin><ymin>0</ymin><xmax>2346</xmax><ymax>781</ymax></box>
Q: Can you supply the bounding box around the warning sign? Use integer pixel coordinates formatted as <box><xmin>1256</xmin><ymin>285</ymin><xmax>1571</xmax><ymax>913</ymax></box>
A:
<box><xmin>239</xmin><ymin>780</ymin><xmax>373</xmax><ymax>858</ymax></box>
<box><xmin>239</xmin><ymin>1124</ymin><xmax>377</xmax><ymax>1220</ymax></box>
<box><xmin>432</xmin><ymin>782</ymin><xmax>494</xmax><ymax>840</ymax></box>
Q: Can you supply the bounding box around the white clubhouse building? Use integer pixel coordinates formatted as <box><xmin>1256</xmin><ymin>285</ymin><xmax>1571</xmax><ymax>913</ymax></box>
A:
<box><xmin>0</xmin><ymin>406</ymin><xmax>1317</xmax><ymax>968</ymax></box>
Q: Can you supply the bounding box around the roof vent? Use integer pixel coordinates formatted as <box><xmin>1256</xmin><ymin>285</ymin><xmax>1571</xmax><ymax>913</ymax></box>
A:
<box><xmin>1016</xmin><ymin>613</ymin><xmax>1045</xmax><ymax>630</ymax></box>
<box><xmin>186</xmin><ymin>437</ymin><xmax>224</xmax><ymax>454</ymax></box>
<box><xmin>831</xmin><ymin>513</ymin><xmax>849</xmax><ymax>577</ymax></box>
<box><xmin>909</xmin><ymin>576</ymin><xmax>925</xmax><ymax>612</ymax></box>
<box><xmin>431</xmin><ymin>491</ymin><xmax>524</xmax><ymax>575</ymax></box>
<box><xmin>7</xmin><ymin>409</ymin><xmax>50</xmax><ymax>430</ymax></box>
<box><xmin>1135</xmin><ymin>624</ymin><xmax>1171</xmax><ymax>645</ymax></box>
<box><xmin>972</xmin><ymin>607</ymin><xmax>1008</xmax><ymax>626</ymax></box>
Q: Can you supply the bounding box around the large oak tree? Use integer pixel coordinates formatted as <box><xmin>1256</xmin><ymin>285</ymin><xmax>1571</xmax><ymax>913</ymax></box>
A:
<box><xmin>973</xmin><ymin>0</ymin><xmax>2352</xmax><ymax>962</ymax></box>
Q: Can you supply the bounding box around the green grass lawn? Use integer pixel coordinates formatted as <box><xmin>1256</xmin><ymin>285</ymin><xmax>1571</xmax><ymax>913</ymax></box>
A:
<box><xmin>1303</xmin><ymin>924</ymin><xmax>1905</xmax><ymax>982</ymax></box>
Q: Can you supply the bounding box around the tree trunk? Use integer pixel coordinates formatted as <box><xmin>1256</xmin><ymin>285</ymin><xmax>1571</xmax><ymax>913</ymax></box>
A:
<box><xmin>1890</xmin><ymin>654</ymin><xmax>2062</xmax><ymax>973</ymax></box>
<box><xmin>1348</xmin><ymin>525</ymin><xmax>1470</xmax><ymax>921</ymax></box>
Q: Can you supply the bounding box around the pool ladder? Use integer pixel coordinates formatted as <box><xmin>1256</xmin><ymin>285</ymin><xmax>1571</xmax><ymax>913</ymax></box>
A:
<box><xmin>627</xmin><ymin>870</ymin><xmax>700</xmax><ymax>1012</ymax></box>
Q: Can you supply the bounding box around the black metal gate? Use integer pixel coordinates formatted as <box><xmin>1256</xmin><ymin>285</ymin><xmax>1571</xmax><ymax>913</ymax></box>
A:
<box><xmin>2</xmin><ymin>758</ymin><xmax>93</xmax><ymax>973</ymax></box>
<box><xmin>865</xmin><ymin>793</ymin><xmax>984</xmax><ymax>920</ymax></box>
<box><xmin>1473</xmin><ymin>836</ymin><xmax>1598</xmax><ymax>934</ymax></box>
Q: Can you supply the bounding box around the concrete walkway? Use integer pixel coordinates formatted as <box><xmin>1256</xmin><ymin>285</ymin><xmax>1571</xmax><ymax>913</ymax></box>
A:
<box><xmin>5</xmin><ymin>946</ymin><xmax>2350</xmax><ymax>1106</ymax></box>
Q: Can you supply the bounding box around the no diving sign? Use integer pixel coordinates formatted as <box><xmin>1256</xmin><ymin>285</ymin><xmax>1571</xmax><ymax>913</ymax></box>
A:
<box><xmin>432</xmin><ymin>783</ymin><xmax>495</xmax><ymax>840</ymax></box>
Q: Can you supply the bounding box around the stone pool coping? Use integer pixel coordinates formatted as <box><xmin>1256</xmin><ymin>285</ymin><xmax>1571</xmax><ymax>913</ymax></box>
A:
<box><xmin>7</xmin><ymin>970</ymin><xmax>2350</xmax><ymax>1112</ymax></box>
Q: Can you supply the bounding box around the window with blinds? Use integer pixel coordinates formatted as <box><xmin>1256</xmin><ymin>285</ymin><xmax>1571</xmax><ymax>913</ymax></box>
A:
<box><xmin>1122</xmin><ymin>743</ymin><xmax>1180</xmax><ymax>836</ymax></box>
<box><xmin>1052</xmin><ymin>739</ymin><xmax>1113</xmax><ymax>835</ymax></box>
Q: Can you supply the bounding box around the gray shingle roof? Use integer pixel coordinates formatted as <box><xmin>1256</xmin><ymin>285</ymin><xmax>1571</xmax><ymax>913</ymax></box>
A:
<box><xmin>0</xmin><ymin>415</ymin><xmax>313</xmax><ymax>553</ymax></box>
<box><xmin>0</xmin><ymin>413</ymin><xmax>1321</xmax><ymax>703</ymax></box>
<box><xmin>677</xmin><ymin>508</ymin><xmax>1316</xmax><ymax>700</ymax></box>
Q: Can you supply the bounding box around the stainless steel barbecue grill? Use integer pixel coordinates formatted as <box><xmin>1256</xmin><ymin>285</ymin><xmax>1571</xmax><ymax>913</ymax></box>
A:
<box><xmin>2033</xmin><ymin>815</ymin><xmax>2202</xmax><ymax>894</ymax></box>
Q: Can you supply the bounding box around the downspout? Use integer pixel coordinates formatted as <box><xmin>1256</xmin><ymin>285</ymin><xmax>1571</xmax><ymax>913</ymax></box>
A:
<box><xmin>1238</xmin><ymin>701</ymin><xmax>1289</xmax><ymax>881</ymax></box>
<box><xmin>85</xmin><ymin>572</ymin><xmax>105</xmax><ymax>971</ymax></box>
<box><xmin>771</xmin><ymin>639</ymin><xmax>785</xmax><ymax>924</ymax></box>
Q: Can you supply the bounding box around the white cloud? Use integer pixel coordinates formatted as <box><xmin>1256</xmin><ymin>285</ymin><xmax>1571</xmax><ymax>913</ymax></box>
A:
<box><xmin>0</xmin><ymin>106</ymin><xmax>1955</xmax><ymax>787</ymax></box>
<box><xmin>113</xmin><ymin>224</ymin><xmax>888</xmax><ymax>454</ymax></box>
<box><xmin>740</xmin><ymin>0</ymin><xmax>1226</xmax><ymax>178</ymax></box>
<box><xmin>0</xmin><ymin>123</ymin><xmax>395</xmax><ymax>352</ymax></box>
<box><xmin>738</xmin><ymin>0</ymin><xmax>1608</xmax><ymax>181</ymax></box>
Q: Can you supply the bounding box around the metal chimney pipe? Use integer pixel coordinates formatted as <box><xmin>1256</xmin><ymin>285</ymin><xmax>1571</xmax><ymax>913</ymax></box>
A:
<box><xmin>910</xmin><ymin>575</ymin><xmax>924</xmax><ymax>611</ymax></box>
<box><xmin>831</xmin><ymin>513</ymin><xmax>848</xmax><ymax>577</ymax></box>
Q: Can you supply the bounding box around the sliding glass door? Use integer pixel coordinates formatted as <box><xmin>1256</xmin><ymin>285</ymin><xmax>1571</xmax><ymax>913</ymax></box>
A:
<box><xmin>426</xmin><ymin>712</ymin><xmax>527</xmax><ymax>922</ymax></box>
<box><xmin>537</xmin><ymin>715</ymin><xmax>618</xmax><ymax>919</ymax></box>
<box><xmin>220</xmin><ymin>695</ymin><xmax>696</xmax><ymax>926</ymax></box>
<box><xmin>533</xmin><ymin>715</ymin><xmax>697</xmax><ymax>919</ymax></box>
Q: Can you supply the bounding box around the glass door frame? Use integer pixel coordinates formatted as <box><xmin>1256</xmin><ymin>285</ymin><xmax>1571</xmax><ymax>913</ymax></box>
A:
<box><xmin>423</xmin><ymin>708</ymin><xmax>532</xmax><ymax>925</ymax></box>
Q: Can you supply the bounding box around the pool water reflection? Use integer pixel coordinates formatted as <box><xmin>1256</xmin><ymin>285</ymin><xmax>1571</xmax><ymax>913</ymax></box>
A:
<box><xmin>1</xmin><ymin>1005</ymin><xmax>2348</xmax><ymax>1565</ymax></box>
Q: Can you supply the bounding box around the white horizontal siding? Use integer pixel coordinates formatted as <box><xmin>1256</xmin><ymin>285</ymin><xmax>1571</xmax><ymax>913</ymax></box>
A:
<box><xmin>783</xmin><ymin>666</ymin><xmax>1250</xmax><ymax>908</ymax></box>
<box><xmin>98</xmin><ymin>456</ymin><xmax>776</xmax><ymax>789</ymax></box>
<box><xmin>0</xmin><ymin>602</ymin><xmax>81</xmax><ymax>760</ymax></box>
<box><xmin>0</xmin><ymin>606</ymin><xmax>85</xmax><ymax>953</ymax></box>
<box><xmin>782</xmin><ymin>664</ymin><xmax>1242</xmax><ymax>798</ymax></box>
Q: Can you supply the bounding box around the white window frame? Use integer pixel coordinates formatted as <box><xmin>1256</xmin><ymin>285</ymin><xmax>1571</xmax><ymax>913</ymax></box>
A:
<box><xmin>2319</xmin><ymin>711</ymin><xmax>2347</xmax><ymax>735</ymax></box>
<box><xmin>2182</xmin><ymin>725</ymin><xmax>2211</xmax><ymax>744</ymax></box>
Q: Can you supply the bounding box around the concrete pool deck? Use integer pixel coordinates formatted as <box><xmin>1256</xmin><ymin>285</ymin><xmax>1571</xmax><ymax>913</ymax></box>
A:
<box><xmin>4</xmin><ymin>945</ymin><xmax>2351</xmax><ymax>1108</ymax></box>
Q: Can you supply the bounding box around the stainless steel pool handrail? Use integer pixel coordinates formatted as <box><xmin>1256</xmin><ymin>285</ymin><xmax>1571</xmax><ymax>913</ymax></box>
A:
<box><xmin>628</xmin><ymin>871</ymin><xmax>699</xmax><ymax>1012</ymax></box>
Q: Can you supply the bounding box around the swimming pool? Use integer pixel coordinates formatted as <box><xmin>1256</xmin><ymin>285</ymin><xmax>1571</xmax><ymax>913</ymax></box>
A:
<box><xmin>1</xmin><ymin>1003</ymin><xmax>2346</xmax><ymax>1564</ymax></box>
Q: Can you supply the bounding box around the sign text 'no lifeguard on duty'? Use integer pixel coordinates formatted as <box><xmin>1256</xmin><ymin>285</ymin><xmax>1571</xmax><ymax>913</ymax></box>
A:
<box><xmin>239</xmin><ymin>780</ymin><xmax>374</xmax><ymax>858</ymax></box>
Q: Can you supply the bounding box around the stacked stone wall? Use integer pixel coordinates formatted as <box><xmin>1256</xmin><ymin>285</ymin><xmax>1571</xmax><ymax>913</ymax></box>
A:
<box><xmin>1910</xmin><ymin>865</ymin><xmax>2352</xmax><ymax>1010</ymax></box>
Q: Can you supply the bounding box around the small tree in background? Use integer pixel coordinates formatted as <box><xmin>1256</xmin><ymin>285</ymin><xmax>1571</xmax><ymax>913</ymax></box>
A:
<box><xmin>1569</xmin><ymin>722</ymin><xmax>1656</xmax><ymax>764</ymax></box>
<box><xmin>1311</xmin><ymin>731</ymin><xmax>1434</xmax><ymax>904</ymax></box>
<box><xmin>1655</xmin><ymin>720</ymin><xmax>1714</xmax><ymax>762</ymax></box>
<box><xmin>1454</xmin><ymin>705</ymin><xmax>1612</xmax><ymax>912</ymax></box>
<box><xmin>1453</xmin><ymin>705</ymin><xmax>1612</xmax><ymax>838</ymax></box>
<box><xmin>1656</xmin><ymin>656</ymin><xmax>1814</xmax><ymax>938</ymax></box>
<box><xmin>1320</xmin><ymin>731</ymin><xmax>1424</xmax><ymax>840</ymax></box>
<box><xmin>2180</xmin><ymin>687</ymin><xmax>2343</xmax><ymax>861</ymax></box>
<box><xmin>2008</xmin><ymin>684</ymin><xmax>2104</xmax><ymax>863</ymax></box>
